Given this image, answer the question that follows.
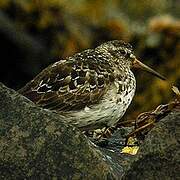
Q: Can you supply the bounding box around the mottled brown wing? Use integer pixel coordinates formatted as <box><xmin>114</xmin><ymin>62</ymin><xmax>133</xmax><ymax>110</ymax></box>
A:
<box><xmin>18</xmin><ymin>51</ymin><xmax>114</xmax><ymax>111</ymax></box>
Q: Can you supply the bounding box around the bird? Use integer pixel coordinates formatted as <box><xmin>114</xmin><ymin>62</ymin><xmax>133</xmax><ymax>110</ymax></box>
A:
<box><xmin>18</xmin><ymin>40</ymin><xmax>166</xmax><ymax>131</ymax></box>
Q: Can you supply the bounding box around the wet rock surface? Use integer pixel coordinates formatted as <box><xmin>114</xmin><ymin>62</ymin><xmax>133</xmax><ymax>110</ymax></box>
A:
<box><xmin>0</xmin><ymin>82</ymin><xmax>118</xmax><ymax>179</ymax></box>
<box><xmin>0</xmin><ymin>82</ymin><xmax>179</xmax><ymax>179</ymax></box>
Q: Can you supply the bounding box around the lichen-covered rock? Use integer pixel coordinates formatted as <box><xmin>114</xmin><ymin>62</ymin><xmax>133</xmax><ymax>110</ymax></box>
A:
<box><xmin>1</xmin><ymin>82</ymin><xmax>179</xmax><ymax>179</ymax></box>
<box><xmin>123</xmin><ymin>111</ymin><xmax>180</xmax><ymax>180</ymax></box>
<box><xmin>0</xmin><ymin>82</ymin><xmax>117</xmax><ymax>179</ymax></box>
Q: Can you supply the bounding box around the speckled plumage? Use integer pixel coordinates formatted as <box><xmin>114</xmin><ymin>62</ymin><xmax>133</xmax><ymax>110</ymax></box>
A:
<box><xmin>18</xmin><ymin>40</ymin><xmax>137</xmax><ymax>130</ymax></box>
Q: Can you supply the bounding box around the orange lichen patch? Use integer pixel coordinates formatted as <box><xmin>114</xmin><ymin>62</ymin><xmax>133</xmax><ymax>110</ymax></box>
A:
<box><xmin>106</xmin><ymin>19</ymin><xmax>130</xmax><ymax>40</ymax></box>
<box><xmin>148</xmin><ymin>16</ymin><xmax>180</xmax><ymax>34</ymax></box>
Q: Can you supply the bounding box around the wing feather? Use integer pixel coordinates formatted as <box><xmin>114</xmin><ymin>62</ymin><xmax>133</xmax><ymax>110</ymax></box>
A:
<box><xmin>18</xmin><ymin>49</ymin><xmax>114</xmax><ymax>111</ymax></box>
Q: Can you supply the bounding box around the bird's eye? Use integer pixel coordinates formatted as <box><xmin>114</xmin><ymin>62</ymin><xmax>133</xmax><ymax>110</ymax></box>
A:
<box><xmin>120</xmin><ymin>49</ymin><xmax>126</xmax><ymax>55</ymax></box>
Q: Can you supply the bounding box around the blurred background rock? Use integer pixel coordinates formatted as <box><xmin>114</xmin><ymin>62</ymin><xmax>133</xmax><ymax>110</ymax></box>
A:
<box><xmin>0</xmin><ymin>0</ymin><xmax>179</xmax><ymax>120</ymax></box>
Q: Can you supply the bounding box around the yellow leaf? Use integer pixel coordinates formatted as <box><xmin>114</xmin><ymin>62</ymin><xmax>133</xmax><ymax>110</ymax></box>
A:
<box><xmin>121</xmin><ymin>146</ymin><xmax>139</xmax><ymax>155</ymax></box>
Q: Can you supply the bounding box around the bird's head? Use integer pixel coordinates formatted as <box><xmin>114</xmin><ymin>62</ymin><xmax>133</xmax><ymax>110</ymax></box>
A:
<box><xmin>96</xmin><ymin>40</ymin><xmax>166</xmax><ymax>80</ymax></box>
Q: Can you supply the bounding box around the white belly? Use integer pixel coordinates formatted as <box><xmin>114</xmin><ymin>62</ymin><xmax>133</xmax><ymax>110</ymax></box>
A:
<box><xmin>64</xmin><ymin>73</ymin><xmax>136</xmax><ymax>130</ymax></box>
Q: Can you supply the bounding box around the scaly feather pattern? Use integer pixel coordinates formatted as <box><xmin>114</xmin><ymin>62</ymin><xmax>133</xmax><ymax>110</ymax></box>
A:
<box><xmin>18</xmin><ymin>40</ymin><xmax>137</xmax><ymax>130</ymax></box>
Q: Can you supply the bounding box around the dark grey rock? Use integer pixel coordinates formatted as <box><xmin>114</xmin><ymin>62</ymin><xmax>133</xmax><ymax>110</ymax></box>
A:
<box><xmin>0</xmin><ymin>82</ymin><xmax>118</xmax><ymax>179</ymax></box>
<box><xmin>1</xmin><ymin>82</ymin><xmax>179</xmax><ymax>180</ymax></box>
<box><xmin>123</xmin><ymin>111</ymin><xmax>180</xmax><ymax>180</ymax></box>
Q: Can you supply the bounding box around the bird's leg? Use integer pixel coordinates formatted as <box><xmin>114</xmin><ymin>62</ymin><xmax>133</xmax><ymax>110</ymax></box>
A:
<box><xmin>92</xmin><ymin>126</ymin><xmax>113</xmax><ymax>140</ymax></box>
<box><xmin>103</xmin><ymin>127</ymin><xmax>115</xmax><ymax>138</ymax></box>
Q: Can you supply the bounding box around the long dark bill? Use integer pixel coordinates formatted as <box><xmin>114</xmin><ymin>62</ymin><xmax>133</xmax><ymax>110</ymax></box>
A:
<box><xmin>132</xmin><ymin>58</ymin><xmax>166</xmax><ymax>80</ymax></box>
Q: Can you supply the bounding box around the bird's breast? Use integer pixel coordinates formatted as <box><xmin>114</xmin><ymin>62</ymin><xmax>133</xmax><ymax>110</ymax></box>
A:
<box><xmin>65</xmin><ymin>71</ymin><xmax>136</xmax><ymax>130</ymax></box>
<box><xmin>102</xmin><ymin>72</ymin><xmax>136</xmax><ymax>127</ymax></box>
